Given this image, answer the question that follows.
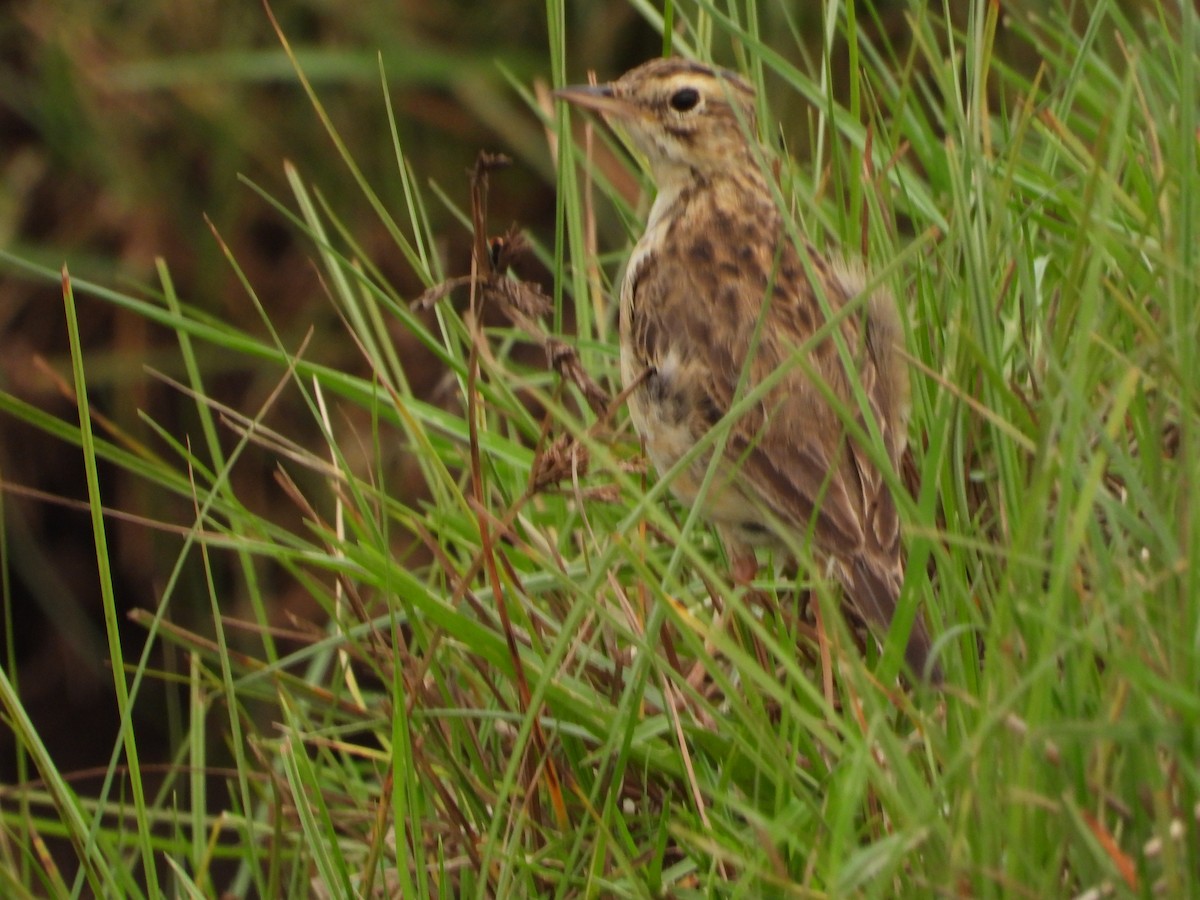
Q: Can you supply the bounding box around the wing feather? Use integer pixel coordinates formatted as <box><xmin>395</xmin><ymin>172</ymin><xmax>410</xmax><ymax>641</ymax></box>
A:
<box><xmin>623</xmin><ymin>183</ymin><xmax>937</xmax><ymax>678</ymax></box>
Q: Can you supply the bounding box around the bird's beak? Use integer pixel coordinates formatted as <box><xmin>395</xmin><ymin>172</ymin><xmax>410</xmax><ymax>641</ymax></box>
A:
<box><xmin>554</xmin><ymin>83</ymin><xmax>635</xmax><ymax>119</ymax></box>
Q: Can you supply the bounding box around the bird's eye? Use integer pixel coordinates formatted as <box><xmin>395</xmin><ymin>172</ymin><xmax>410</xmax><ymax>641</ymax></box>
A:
<box><xmin>668</xmin><ymin>87</ymin><xmax>700</xmax><ymax>112</ymax></box>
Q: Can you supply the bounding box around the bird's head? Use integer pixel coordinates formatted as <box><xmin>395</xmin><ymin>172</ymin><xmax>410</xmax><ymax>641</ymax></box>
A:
<box><xmin>556</xmin><ymin>58</ymin><xmax>759</xmax><ymax>182</ymax></box>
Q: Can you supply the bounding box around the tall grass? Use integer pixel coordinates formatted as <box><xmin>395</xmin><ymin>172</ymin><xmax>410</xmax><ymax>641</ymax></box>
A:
<box><xmin>1</xmin><ymin>0</ymin><xmax>1197</xmax><ymax>896</ymax></box>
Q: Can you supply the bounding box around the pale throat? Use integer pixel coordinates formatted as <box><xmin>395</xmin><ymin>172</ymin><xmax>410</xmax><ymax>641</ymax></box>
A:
<box><xmin>643</xmin><ymin>164</ymin><xmax>694</xmax><ymax>232</ymax></box>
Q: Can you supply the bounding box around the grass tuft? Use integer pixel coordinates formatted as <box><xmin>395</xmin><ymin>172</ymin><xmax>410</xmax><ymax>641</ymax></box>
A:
<box><xmin>0</xmin><ymin>0</ymin><xmax>1197</xmax><ymax>896</ymax></box>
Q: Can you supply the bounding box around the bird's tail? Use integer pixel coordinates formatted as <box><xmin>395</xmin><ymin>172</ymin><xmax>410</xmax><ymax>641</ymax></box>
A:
<box><xmin>845</xmin><ymin>557</ymin><xmax>942</xmax><ymax>684</ymax></box>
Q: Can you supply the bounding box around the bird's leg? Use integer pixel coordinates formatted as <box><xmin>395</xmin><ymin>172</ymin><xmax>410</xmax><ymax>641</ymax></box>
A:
<box><xmin>718</xmin><ymin>528</ymin><xmax>760</xmax><ymax>585</ymax></box>
<box><xmin>731</xmin><ymin>552</ymin><xmax>759</xmax><ymax>585</ymax></box>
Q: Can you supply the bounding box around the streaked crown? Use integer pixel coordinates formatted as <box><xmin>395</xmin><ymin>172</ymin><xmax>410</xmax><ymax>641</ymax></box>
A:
<box><xmin>556</xmin><ymin>58</ymin><xmax>759</xmax><ymax>179</ymax></box>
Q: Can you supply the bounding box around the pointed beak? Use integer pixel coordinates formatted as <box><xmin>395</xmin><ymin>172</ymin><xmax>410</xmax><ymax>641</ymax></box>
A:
<box><xmin>554</xmin><ymin>82</ymin><xmax>636</xmax><ymax>119</ymax></box>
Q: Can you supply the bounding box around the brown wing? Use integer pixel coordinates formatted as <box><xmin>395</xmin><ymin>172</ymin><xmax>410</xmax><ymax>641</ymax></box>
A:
<box><xmin>648</xmin><ymin>205</ymin><xmax>876</xmax><ymax>558</ymax></box>
<box><xmin>627</xmin><ymin>237</ymin><xmax>866</xmax><ymax>550</ymax></box>
<box><xmin>732</xmin><ymin>263</ymin><xmax>938</xmax><ymax>679</ymax></box>
<box><xmin>629</xmin><ymin>192</ymin><xmax>937</xmax><ymax>678</ymax></box>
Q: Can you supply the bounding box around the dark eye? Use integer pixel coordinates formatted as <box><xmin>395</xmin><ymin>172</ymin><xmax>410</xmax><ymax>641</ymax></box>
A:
<box><xmin>668</xmin><ymin>87</ymin><xmax>700</xmax><ymax>112</ymax></box>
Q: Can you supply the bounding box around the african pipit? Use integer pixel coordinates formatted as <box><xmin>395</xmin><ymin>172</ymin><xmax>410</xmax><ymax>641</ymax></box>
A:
<box><xmin>557</xmin><ymin>58</ymin><xmax>940</xmax><ymax>682</ymax></box>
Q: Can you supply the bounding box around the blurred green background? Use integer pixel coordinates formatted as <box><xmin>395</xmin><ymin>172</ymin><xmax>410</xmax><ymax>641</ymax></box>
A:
<box><xmin>0</xmin><ymin>0</ymin><xmax>582</xmax><ymax>780</ymax></box>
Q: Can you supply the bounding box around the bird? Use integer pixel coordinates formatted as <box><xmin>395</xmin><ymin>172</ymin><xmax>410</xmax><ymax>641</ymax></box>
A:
<box><xmin>555</xmin><ymin>58</ymin><xmax>940</xmax><ymax>683</ymax></box>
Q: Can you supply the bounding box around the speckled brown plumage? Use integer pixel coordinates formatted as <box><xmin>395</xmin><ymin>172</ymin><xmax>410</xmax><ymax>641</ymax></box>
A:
<box><xmin>557</xmin><ymin>58</ymin><xmax>939</xmax><ymax>682</ymax></box>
